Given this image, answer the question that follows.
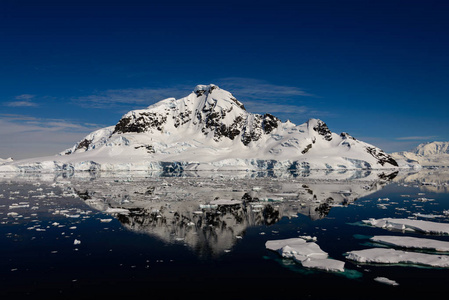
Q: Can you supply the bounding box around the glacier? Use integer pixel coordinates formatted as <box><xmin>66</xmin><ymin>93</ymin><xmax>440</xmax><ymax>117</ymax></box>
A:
<box><xmin>0</xmin><ymin>84</ymin><xmax>413</xmax><ymax>173</ymax></box>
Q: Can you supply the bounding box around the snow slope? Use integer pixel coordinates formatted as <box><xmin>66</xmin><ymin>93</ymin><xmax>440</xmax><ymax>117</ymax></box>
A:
<box><xmin>0</xmin><ymin>157</ymin><xmax>13</xmax><ymax>165</ymax></box>
<box><xmin>1</xmin><ymin>84</ymin><xmax>404</xmax><ymax>172</ymax></box>
<box><xmin>392</xmin><ymin>141</ymin><xmax>449</xmax><ymax>167</ymax></box>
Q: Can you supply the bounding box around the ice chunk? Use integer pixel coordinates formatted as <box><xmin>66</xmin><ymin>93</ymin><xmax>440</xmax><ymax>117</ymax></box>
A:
<box><xmin>413</xmin><ymin>213</ymin><xmax>445</xmax><ymax>219</ymax></box>
<box><xmin>105</xmin><ymin>208</ymin><xmax>130</xmax><ymax>215</ymax></box>
<box><xmin>370</xmin><ymin>236</ymin><xmax>449</xmax><ymax>252</ymax></box>
<box><xmin>374</xmin><ymin>277</ymin><xmax>399</xmax><ymax>286</ymax></box>
<box><xmin>363</xmin><ymin>218</ymin><xmax>449</xmax><ymax>235</ymax></box>
<box><xmin>345</xmin><ymin>248</ymin><xmax>449</xmax><ymax>268</ymax></box>
<box><xmin>74</xmin><ymin>239</ymin><xmax>81</xmax><ymax>245</ymax></box>
<box><xmin>266</xmin><ymin>237</ymin><xmax>345</xmax><ymax>272</ymax></box>
<box><xmin>100</xmin><ymin>218</ymin><xmax>113</xmax><ymax>223</ymax></box>
<box><xmin>209</xmin><ymin>199</ymin><xmax>242</xmax><ymax>206</ymax></box>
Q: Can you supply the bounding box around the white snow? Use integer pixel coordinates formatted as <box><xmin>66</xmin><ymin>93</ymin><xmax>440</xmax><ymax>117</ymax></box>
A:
<box><xmin>0</xmin><ymin>84</ymin><xmax>408</xmax><ymax>173</ymax></box>
<box><xmin>0</xmin><ymin>157</ymin><xmax>13</xmax><ymax>165</ymax></box>
<box><xmin>265</xmin><ymin>237</ymin><xmax>345</xmax><ymax>272</ymax></box>
<box><xmin>370</xmin><ymin>235</ymin><xmax>449</xmax><ymax>252</ymax></box>
<box><xmin>363</xmin><ymin>218</ymin><xmax>449</xmax><ymax>235</ymax></box>
<box><xmin>346</xmin><ymin>248</ymin><xmax>449</xmax><ymax>268</ymax></box>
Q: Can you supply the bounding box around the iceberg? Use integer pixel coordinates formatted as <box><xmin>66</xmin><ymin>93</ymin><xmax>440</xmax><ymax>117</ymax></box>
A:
<box><xmin>363</xmin><ymin>218</ymin><xmax>449</xmax><ymax>235</ymax></box>
<box><xmin>371</xmin><ymin>235</ymin><xmax>449</xmax><ymax>252</ymax></box>
<box><xmin>346</xmin><ymin>248</ymin><xmax>449</xmax><ymax>268</ymax></box>
<box><xmin>265</xmin><ymin>237</ymin><xmax>345</xmax><ymax>272</ymax></box>
<box><xmin>374</xmin><ymin>277</ymin><xmax>399</xmax><ymax>286</ymax></box>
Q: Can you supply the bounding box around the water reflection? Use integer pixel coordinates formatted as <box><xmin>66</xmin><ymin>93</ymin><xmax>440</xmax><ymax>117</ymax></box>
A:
<box><xmin>64</xmin><ymin>171</ymin><xmax>396</xmax><ymax>256</ymax></box>
<box><xmin>3</xmin><ymin>168</ymin><xmax>448</xmax><ymax>257</ymax></box>
<box><xmin>393</xmin><ymin>168</ymin><xmax>449</xmax><ymax>193</ymax></box>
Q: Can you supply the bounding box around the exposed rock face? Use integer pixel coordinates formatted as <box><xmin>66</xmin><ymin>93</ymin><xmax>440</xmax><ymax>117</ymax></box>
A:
<box><xmin>366</xmin><ymin>146</ymin><xmax>399</xmax><ymax>167</ymax></box>
<box><xmin>113</xmin><ymin>112</ymin><xmax>167</xmax><ymax>134</ymax></box>
<box><xmin>313</xmin><ymin>120</ymin><xmax>332</xmax><ymax>141</ymax></box>
<box><xmin>110</xmin><ymin>84</ymin><xmax>281</xmax><ymax>145</ymax></box>
<box><xmin>75</xmin><ymin>138</ymin><xmax>91</xmax><ymax>151</ymax></box>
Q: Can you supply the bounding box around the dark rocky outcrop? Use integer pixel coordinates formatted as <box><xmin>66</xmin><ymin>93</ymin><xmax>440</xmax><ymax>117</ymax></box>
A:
<box><xmin>313</xmin><ymin>120</ymin><xmax>332</xmax><ymax>141</ymax></box>
<box><xmin>366</xmin><ymin>146</ymin><xmax>398</xmax><ymax>167</ymax></box>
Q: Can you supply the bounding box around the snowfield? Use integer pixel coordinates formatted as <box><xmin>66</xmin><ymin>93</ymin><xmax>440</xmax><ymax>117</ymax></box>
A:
<box><xmin>0</xmin><ymin>84</ymin><xmax>415</xmax><ymax>173</ymax></box>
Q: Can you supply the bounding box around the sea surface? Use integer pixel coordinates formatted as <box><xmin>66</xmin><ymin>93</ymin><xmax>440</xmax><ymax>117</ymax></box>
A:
<box><xmin>1</xmin><ymin>169</ymin><xmax>449</xmax><ymax>299</ymax></box>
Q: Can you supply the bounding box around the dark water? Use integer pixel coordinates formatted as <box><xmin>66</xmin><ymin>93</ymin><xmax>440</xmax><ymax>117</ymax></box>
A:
<box><xmin>1</xmin><ymin>170</ymin><xmax>449</xmax><ymax>299</ymax></box>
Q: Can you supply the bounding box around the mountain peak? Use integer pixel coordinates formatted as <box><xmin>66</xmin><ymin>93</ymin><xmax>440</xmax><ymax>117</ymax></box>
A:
<box><xmin>307</xmin><ymin>118</ymin><xmax>332</xmax><ymax>141</ymax></box>
<box><xmin>193</xmin><ymin>84</ymin><xmax>218</xmax><ymax>96</ymax></box>
<box><xmin>414</xmin><ymin>141</ymin><xmax>449</xmax><ymax>156</ymax></box>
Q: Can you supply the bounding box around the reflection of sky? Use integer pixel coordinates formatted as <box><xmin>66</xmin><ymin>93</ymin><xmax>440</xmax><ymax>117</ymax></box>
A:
<box><xmin>1</xmin><ymin>1</ymin><xmax>449</xmax><ymax>159</ymax></box>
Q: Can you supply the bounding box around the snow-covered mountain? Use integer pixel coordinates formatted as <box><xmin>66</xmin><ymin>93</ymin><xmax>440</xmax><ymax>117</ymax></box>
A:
<box><xmin>1</xmin><ymin>84</ymin><xmax>403</xmax><ymax>172</ymax></box>
<box><xmin>0</xmin><ymin>157</ymin><xmax>13</xmax><ymax>165</ymax></box>
<box><xmin>392</xmin><ymin>141</ymin><xmax>449</xmax><ymax>167</ymax></box>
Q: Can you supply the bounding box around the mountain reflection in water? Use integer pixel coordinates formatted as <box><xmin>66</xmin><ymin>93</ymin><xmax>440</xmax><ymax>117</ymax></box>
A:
<box><xmin>58</xmin><ymin>169</ymin><xmax>398</xmax><ymax>256</ymax></box>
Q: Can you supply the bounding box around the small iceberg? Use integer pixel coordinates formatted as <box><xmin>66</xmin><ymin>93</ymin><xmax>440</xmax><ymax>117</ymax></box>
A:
<box><xmin>374</xmin><ymin>277</ymin><xmax>399</xmax><ymax>286</ymax></box>
<box><xmin>209</xmin><ymin>199</ymin><xmax>242</xmax><ymax>206</ymax></box>
<box><xmin>363</xmin><ymin>218</ymin><xmax>449</xmax><ymax>235</ymax></box>
<box><xmin>345</xmin><ymin>248</ymin><xmax>449</xmax><ymax>268</ymax></box>
<box><xmin>370</xmin><ymin>235</ymin><xmax>449</xmax><ymax>252</ymax></box>
<box><xmin>105</xmin><ymin>208</ymin><xmax>130</xmax><ymax>215</ymax></box>
<box><xmin>265</xmin><ymin>237</ymin><xmax>345</xmax><ymax>272</ymax></box>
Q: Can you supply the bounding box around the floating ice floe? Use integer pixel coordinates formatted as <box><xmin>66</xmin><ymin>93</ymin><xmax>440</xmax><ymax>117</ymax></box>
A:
<box><xmin>265</xmin><ymin>237</ymin><xmax>345</xmax><ymax>272</ymax></box>
<box><xmin>345</xmin><ymin>248</ymin><xmax>449</xmax><ymax>268</ymax></box>
<box><xmin>370</xmin><ymin>235</ymin><xmax>449</xmax><ymax>252</ymax></box>
<box><xmin>209</xmin><ymin>199</ymin><xmax>242</xmax><ymax>206</ymax></box>
<box><xmin>413</xmin><ymin>213</ymin><xmax>445</xmax><ymax>219</ymax></box>
<box><xmin>363</xmin><ymin>218</ymin><xmax>449</xmax><ymax>235</ymax></box>
<box><xmin>105</xmin><ymin>208</ymin><xmax>130</xmax><ymax>215</ymax></box>
<box><xmin>374</xmin><ymin>277</ymin><xmax>399</xmax><ymax>286</ymax></box>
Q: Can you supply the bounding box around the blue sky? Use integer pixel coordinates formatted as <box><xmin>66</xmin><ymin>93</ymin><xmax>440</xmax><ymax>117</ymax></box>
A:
<box><xmin>1</xmin><ymin>0</ymin><xmax>448</xmax><ymax>159</ymax></box>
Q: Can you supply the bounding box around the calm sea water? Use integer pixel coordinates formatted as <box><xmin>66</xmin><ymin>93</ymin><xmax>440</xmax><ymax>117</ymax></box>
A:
<box><xmin>1</xmin><ymin>169</ymin><xmax>448</xmax><ymax>299</ymax></box>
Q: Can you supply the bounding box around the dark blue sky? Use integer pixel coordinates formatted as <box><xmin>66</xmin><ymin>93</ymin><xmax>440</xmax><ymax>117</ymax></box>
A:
<box><xmin>1</xmin><ymin>0</ymin><xmax>448</xmax><ymax>159</ymax></box>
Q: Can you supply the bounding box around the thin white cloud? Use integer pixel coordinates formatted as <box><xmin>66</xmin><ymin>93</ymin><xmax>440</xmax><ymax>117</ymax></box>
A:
<box><xmin>214</xmin><ymin>78</ymin><xmax>331</xmax><ymax>121</ymax></box>
<box><xmin>73</xmin><ymin>86</ymin><xmax>191</xmax><ymax>109</ymax></box>
<box><xmin>3</xmin><ymin>94</ymin><xmax>39</xmax><ymax>107</ymax></box>
<box><xmin>0</xmin><ymin>115</ymin><xmax>104</xmax><ymax>159</ymax></box>
<box><xmin>216</xmin><ymin>77</ymin><xmax>314</xmax><ymax>100</ymax></box>
<box><xmin>396</xmin><ymin>136</ymin><xmax>437</xmax><ymax>141</ymax></box>
<box><xmin>243</xmin><ymin>101</ymin><xmax>309</xmax><ymax>114</ymax></box>
<box><xmin>0</xmin><ymin>114</ymin><xmax>101</xmax><ymax>134</ymax></box>
<box><xmin>4</xmin><ymin>100</ymin><xmax>38</xmax><ymax>107</ymax></box>
<box><xmin>15</xmin><ymin>94</ymin><xmax>35</xmax><ymax>100</ymax></box>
